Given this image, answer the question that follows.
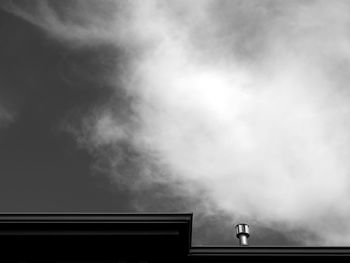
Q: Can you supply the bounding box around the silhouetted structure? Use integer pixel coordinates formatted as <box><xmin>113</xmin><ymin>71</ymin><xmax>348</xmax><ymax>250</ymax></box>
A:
<box><xmin>0</xmin><ymin>213</ymin><xmax>349</xmax><ymax>262</ymax></box>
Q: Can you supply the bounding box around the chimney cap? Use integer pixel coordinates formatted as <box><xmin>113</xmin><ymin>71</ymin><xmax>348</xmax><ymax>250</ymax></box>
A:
<box><xmin>235</xmin><ymin>223</ymin><xmax>250</xmax><ymax>237</ymax></box>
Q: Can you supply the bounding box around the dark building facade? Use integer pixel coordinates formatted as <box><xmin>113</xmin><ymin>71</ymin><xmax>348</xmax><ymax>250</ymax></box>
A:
<box><xmin>0</xmin><ymin>213</ymin><xmax>349</xmax><ymax>262</ymax></box>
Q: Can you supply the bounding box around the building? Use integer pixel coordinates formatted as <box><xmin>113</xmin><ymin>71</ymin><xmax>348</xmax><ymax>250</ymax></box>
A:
<box><xmin>0</xmin><ymin>213</ymin><xmax>349</xmax><ymax>262</ymax></box>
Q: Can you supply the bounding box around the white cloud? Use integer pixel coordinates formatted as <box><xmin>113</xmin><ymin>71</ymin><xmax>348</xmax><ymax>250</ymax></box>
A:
<box><xmin>9</xmin><ymin>0</ymin><xmax>350</xmax><ymax>245</ymax></box>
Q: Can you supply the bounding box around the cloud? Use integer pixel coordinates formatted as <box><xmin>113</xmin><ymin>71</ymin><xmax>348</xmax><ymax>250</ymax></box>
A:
<box><xmin>0</xmin><ymin>106</ymin><xmax>14</xmax><ymax>129</ymax></box>
<box><xmin>0</xmin><ymin>80</ymin><xmax>15</xmax><ymax>129</ymax></box>
<box><xmin>7</xmin><ymin>0</ymin><xmax>350</xmax><ymax>245</ymax></box>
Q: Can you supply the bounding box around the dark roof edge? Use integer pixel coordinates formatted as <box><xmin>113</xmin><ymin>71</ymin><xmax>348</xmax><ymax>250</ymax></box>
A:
<box><xmin>190</xmin><ymin>246</ymin><xmax>350</xmax><ymax>256</ymax></box>
<box><xmin>0</xmin><ymin>212</ymin><xmax>193</xmax><ymax>222</ymax></box>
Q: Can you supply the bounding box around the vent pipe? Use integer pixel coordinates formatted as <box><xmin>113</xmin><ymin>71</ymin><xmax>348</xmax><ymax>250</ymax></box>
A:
<box><xmin>235</xmin><ymin>223</ymin><xmax>250</xmax><ymax>246</ymax></box>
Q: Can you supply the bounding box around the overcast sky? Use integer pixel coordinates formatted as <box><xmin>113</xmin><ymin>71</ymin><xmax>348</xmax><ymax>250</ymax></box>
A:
<box><xmin>2</xmin><ymin>0</ymin><xmax>350</xmax><ymax>246</ymax></box>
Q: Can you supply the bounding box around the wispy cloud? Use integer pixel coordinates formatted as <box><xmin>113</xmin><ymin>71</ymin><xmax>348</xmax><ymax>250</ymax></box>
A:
<box><xmin>0</xmin><ymin>106</ymin><xmax>14</xmax><ymax>129</ymax></box>
<box><xmin>0</xmin><ymin>80</ymin><xmax>15</xmax><ymax>129</ymax></box>
<box><xmin>7</xmin><ymin>0</ymin><xmax>350</xmax><ymax>245</ymax></box>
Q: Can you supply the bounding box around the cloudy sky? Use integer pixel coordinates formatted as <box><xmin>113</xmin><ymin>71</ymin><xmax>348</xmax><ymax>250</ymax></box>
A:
<box><xmin>2</xmin><ymin>0</ymin><xmax>350</xmax><ymax>246</ymax></box>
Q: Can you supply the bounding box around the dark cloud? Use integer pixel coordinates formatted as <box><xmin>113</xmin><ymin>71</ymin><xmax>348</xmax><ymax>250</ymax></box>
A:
<box><xmin>0</xmin><ymin>8</ymin><xmax>132</xmax><ymax>213</ymax></box>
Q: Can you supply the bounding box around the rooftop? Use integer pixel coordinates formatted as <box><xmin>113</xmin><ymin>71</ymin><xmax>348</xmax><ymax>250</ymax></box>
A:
<box><xmin>0</xmin><ymin>213</ymin><xmax>349</xmax><ymax>262</ymax></box>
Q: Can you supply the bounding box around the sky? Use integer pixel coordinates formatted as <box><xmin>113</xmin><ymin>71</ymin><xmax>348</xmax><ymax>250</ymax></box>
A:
<box><xmin>2</xmin><ymin>0</ymin><xmax>350</xmax><ymax>246</ymax></box>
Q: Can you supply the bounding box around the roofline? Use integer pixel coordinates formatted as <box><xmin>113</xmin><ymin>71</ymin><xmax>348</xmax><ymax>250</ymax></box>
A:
<box><xmin>190</xmin><ymin>246</ymin><xmax>350</xmax><ymax>256</ymax></box>
<box><xmin>1</xmin><ymin>213</ymin><xmax>350</xmax><ymax>257</ymax></box>
<box><xmin>0</xmin><ymin>212</ymin><xmax>193</xmax><ymax>220</ymax></box>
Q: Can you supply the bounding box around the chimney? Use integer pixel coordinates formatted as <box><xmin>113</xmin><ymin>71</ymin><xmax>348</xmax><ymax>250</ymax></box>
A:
<box><xmin>235</xmin><ymin>223</ymin><xmax>250</xmax><ymax>246</ymax></box>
